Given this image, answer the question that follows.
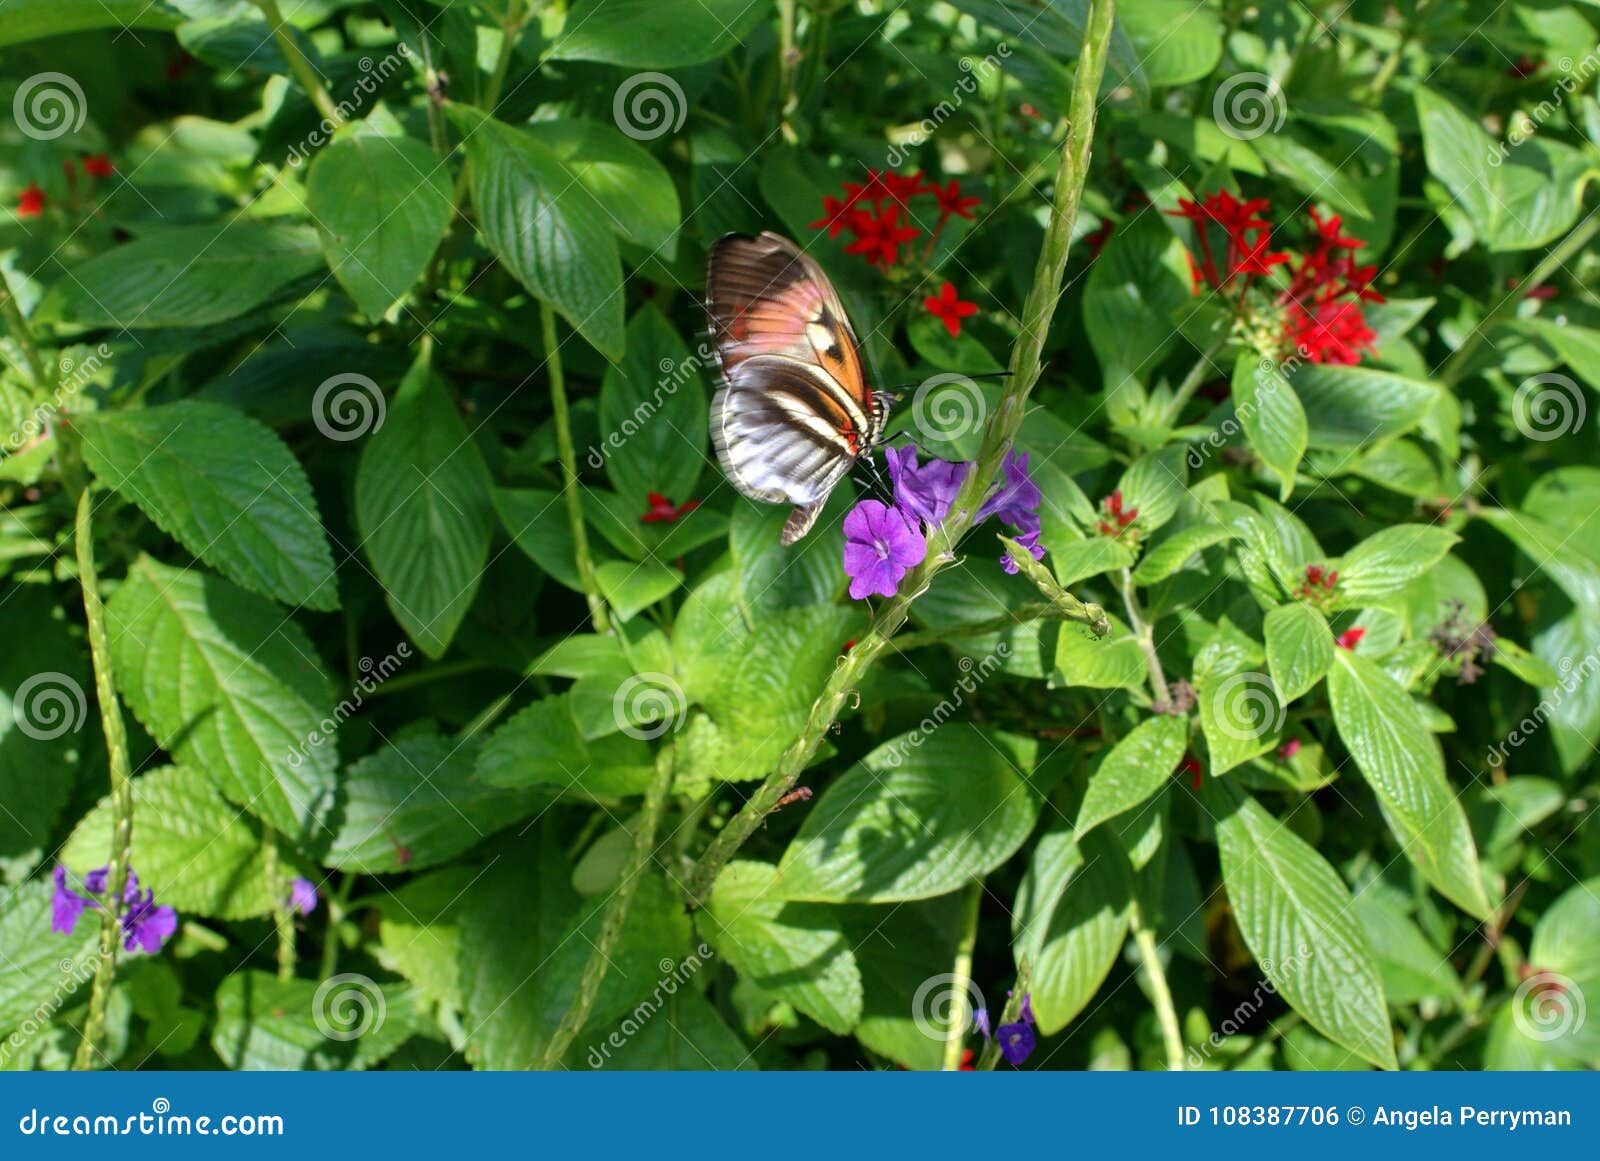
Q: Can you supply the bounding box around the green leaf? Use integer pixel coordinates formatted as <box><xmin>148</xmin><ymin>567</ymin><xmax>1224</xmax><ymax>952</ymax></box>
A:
<box><xmin>1335</xmin><ymin>525</ymin><xmax>1459</xmax><ymax>607</ymax></box>
<box><xmin>1353</xmin><ymin>894</ymin><xmax>1464</xmax><ymax>1006</ymax></box>
<box><xmin>329</xmin><ymin>731</ymin><xmax>543</xmax><ymax>873</ymax></box>
<box><xmin>532</xmin><ymin>120</ymin><xmax>681</xmax><ymax>257</ymax></box>
<box><xmin>0</xmin><ymin>587</ymin><xmax>84</xmax><ymax>865</ymax></box>
<box><xmin>1252</xmin><ymin>132</ymin><xmax>1371</xmax><ymax>218</ymax></box>
<box><xmin>1328</xmin><ymin>650</ymin><xmax>1491</xmax><ymax>919</ymax></box>
<box><xmin>1263</xmin><ymin>602</ymin><xmax>1334</xmax><ymax>703</ymax></box>
<box><xmin>1195</xmin><ymin>621</ymin><xmax>1279</xmax><ymax>776</ymax></box>
<box><xmin>774</xmin><ymin>726</ymin><xmax>1038</xmax><ymax>903</ymax></box>
<box><xmin>1051</xmin><ymin>536</ymin><xmax>1136</xmax><ymax>586</ymax></box>
<box><xmin>593</xmin><ymin>559</ymin><xmax>681</xmax><ymax>622</ymax></box>
<box><xmin>452</xmin><ymin>108</ymin><xmax>624</xmax><ymax>358</ymax></box>
<box><xmin>0</xmin><ymin>0</ymin><xmax>182</xmax><ymax>47</ymax></box>
<box><xmin>0</xmin><ymin>878</ymin><xmax>98</xmax><ymax>1037</ymax></box>
<box><xmin>1116</xmin><ymin>445</ymin><xmax>1189</xmax><ymax>535</ymax></box>
<box><xmin>306</xmin><ymin>130</ymin><xmax>454</xmax><ymax>319</ymax></box>
<box><xmin>1083</xmin><ymin>215</ymin><xmax>1192</xmax><ymax>381</ymax></box>
<box><xmin>702</xmin><ymin>861</ymin><xmax>862</xmax><ymax>1035</ymax></box>
<box><xmin>77</xmin><ymin>401</ymin><xmax>337</xmax><ymax>610</ymax></box>
<box><xmin>545</xmin><ymin>0</ymin><xmax>766</xmax><ymax>67</ymax></box>
<box><xmin>1118</xmin><ymin>0</ymin><xmax>1221</xmax><ymax>86</ymax></box>
<box><xmin>844</xmin><ymin>898</ymin><xmax>965</xmax><ymax>1070</ymax></box>
<box><xmin>1055</xmin><ymin>623</ymin><xmax>1148</xmax><ymax>690</ymax></box>
<box><xmin>476</xmin><ymin>692</ymin><xmax>657</xmax><ymax>797</ymax></box>
<box><xmin>598</xmin><ymin>307</ymin><xmax>709</xmax><ymax>507</ymax></box>
<box><xmin>39</xmin><ymin>222</ymin><xmax>323</xmax><ymax>329</ymax></box>
<box><xmin>1291</xmin><ymin>363</ymin><xmax>1437</xmax><ymax>448</ymax></box>
<box><xmin>1231</xmin><ymin>352</ymin><xmax>1307</xmax><ymax>501</ymax></box>
<box><xmin>107</xmin><ymin>558</ymin><xmax>339</xmax><ymax>842</ymax></box>
<box><xmin>62</xmin><ymin>766</ymin><xmax>273</xmax><ymax>919</ymax></box>
<box><xmin>1207</xmin><ymin>781</ymin><xmax>1396</xmax><ymax>1069</ymax></box>
<box><xmin>1519</xmin><ymin>320</ymin><xmax>1600</xmax><ymax>394</ymax></box>
<box><xmin>1076</xmin><ymin>715</ymin><xmax>1188</xmax><ymax>837</ymax></box>
<box><xmin>1133</xmin><ymin>522</ymin><xmax>1235</xmax><ymax>584</ymax></box>
<box><xmin>355</xmin><ymin>360</ymin><xmax>494</xmax><ymax>657</ymax></box>
<box><xmin>213</xmin><ymin>971</ymin><xmax>425</xmax><ymax>1070</ymax></box>
<box><xmin>495</xmin><ymin>487</ymin><xmax>590</xmax><ymax>592</ymax></box>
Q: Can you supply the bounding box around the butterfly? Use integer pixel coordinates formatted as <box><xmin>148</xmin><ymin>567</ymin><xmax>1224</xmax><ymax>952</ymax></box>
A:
<box><xmin>706</xmin><ymin>232</ymin><xmax>888</xmax><ymax>545</ymax></box>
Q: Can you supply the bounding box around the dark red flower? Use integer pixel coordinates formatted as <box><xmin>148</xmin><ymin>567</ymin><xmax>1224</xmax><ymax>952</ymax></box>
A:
<box><xmin>1084</xmin><ymin>217</ymin><xmax>1114</xmax><ymax>260</ymax></box>
<box><xmin>1180</xmin><ymin>752</ymin><xmax>1203</xmax><ymax>790</ymax></box>
<box><xmin>1167</xmin><ymin>190</ymin><xmax>1279</xmax><ymax>289</ymax></box>
<box><xmin>1095</xmin><ymin>489</ymin><xmax>1139</xmax><ymax>537</ymax></box>
<box><xmin>844</xmin><ymin>204</ymin><xmax>920</xmax><ymax>266</ymax></box>
<box><xmin>639</xmin><ymin>491</ymin><xmax>701</xmax><ymax>523</ymax></box>
<box><xmin>1307</xmin><ymin>206</ymin><xmax>1365</xmax><ymax>252</ymax></box>
<box><xmin>929</xmin><ymin>178</ymin><xmax>980</xmax><ymax>222</ymax></box>
<box><xmin>809</xmin><ymin>194</ymin><xmax>854</xmax><ymax>239</ymax></box>
<box><xmin>883</xmin><ymin>170</ymin><xmax>928</xmax><ymax>206</ymax></box>
<box><xmin>923</xmin><ymin>281</ymin><xmax>978</xmax><ymax>337</ymax></box>
<box><xmin>15</xmin><ymin>182</ymin><xmax>44</xmax><ymax>218</ymax></box>
<box><xmin>82</xmin><ymin>154</ymin><xmax>115</xmax><ymax>179</ymax></box>
<box><xmin>1287</xmin><ymin>300</ymin><xmax>1377</xmax><ymax>365</ymax></box>
<box><xmin>1336</xmin><ymin>627</ymin><xmax>1366</xmax><ymax>651</ymax></box>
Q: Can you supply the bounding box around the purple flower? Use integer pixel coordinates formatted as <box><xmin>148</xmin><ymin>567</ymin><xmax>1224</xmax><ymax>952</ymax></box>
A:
<box><xmin>998</xmin><ymin>1020</ymin><xmax>1036</xmax><ymax>1066</ymax></box>
<box><xmin>289</xmin><ymin>877</ymin><xmax>318</xmax><ymax>916</ymax></box>
<box><xmin>83</xmin><ymin>865</ymin><xmax>140</xmax><ymax>902</ymax></box>
<box><xmin>976</xmin><ymin>450</ymin><xmax>1042</xmax><ymax>531</ymax></box>
<box><xmin>843</xmin><ymin>499</ymin><xmax>927</xmax><ymax>600</ymax></box>
<box><xmin>885</xmin><ymin>444</ymin><xmax>969</xmax><ymax>528</ymax></box>
<box><xmin>973</xmin><ymin>1007</ymin><xmax>992</xmax><ymax>1039</ymax></box>
<box><xmin>120</xmin><ymin>890</ymin><xmax>177</xmax><ymax>954</ymax></box>
<box><xmin>1000</xmin><ymin>527</ymin><xmax>1045</xmax><ymax>574</ymax></box>
<box><xmin>1019</xmin><ymin>991</ymin><xmax>1034</xmax><ymax>1025</ymax></box>
<box><xmin>51</xmin><ymin>866</ymin><xmax>92</xmax><ymax>935</ymax></box>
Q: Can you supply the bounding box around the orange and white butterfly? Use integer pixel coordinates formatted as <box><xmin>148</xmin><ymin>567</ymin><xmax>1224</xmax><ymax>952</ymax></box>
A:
<box><xmin>706</xmin><ymin>232</ymin><xmax>888</xmax><ymax>544</ymax></box>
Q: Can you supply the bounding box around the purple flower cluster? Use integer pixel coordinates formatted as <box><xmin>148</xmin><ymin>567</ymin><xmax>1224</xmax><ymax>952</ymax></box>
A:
<box><xmin>842</xmin><ymin>445</ymin><xmax>1043</xmax><ymax>599</ymax></box>
<box><xmin>289</xmin><ymin>876</ymin><xmax>319</xmax><ymax>916</ymax></box>
<box><xmin>973</xmin><ymin>991</ymin><xmax>1038</xmax><ymax>1067</ymax></box>
<box><xmin>51</xmin><ymin>864</ymin><xmax>177</xmax><ymax>955</ymax></box>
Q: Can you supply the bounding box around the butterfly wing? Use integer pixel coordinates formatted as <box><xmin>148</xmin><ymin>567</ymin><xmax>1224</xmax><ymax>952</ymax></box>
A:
<box><xmin>706</xmin><ymin>233</ymin><xmax>877</xmax><ymax>543</ymax></box>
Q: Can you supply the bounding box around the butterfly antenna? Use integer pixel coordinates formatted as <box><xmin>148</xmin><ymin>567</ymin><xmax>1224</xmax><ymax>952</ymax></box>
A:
<box><xmin>879</xmin><ymin>369</ymin><xmax>1014</xmax><ymax>398</ymax></box>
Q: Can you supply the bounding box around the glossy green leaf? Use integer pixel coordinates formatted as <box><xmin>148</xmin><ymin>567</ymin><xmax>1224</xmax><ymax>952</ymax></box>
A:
<box><xmin>1231</xmin><ymin>352</ymin><xmax>1307</xmax><ymax>501</ymax></box>
<box><xmin>1263</xmin><ymin>602</ymin><xmax>1334</xmax><ymax>703</ymax></box>
<box><xmin>1076</xmin><ymin>715</ymin><xmax>1188</xmax><ymax>837</ymax></box>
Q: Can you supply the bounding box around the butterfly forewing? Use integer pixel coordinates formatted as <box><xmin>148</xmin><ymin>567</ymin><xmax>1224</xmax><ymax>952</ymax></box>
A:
<box><xmin>706</xmin><ymin>232</ymin><xmax>880</xmax><ymax>544</ymax></box>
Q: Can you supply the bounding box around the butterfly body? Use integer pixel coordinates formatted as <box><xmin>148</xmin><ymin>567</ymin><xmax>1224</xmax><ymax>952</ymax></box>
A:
<box><xmin>706</xmin><ymin>232</ymin><xmax>886</xmax><ymax>544</ymax></box>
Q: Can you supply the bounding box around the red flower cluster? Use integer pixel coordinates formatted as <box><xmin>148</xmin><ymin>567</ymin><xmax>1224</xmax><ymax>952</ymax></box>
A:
<box><xmin>16</xmin><ymin>155</ymin><xmax>116</xmax><ymax>220</ymax></box>
<box><xmin>1336</xmin><ymin>626</ymin><xmax>1366</xmax><ymax>652</ymax></box>
<box><xmin>809</xmin><ymin>169</ymin><xmax>980</xmax><ymax>269</ymax></box>
<box><xmin>1169</xmin><ymin>192</ymin><xmax>1383</xmax><ymax>365</ymax></box>
<box><xmin>1297</xmin><ymin>563</ymin><xmax>1339</xmax><ymax>602</ymax></box>
<box><xmin>639</xmin><ymin>492</ymin><xmax>700</xmax><ymax>524</ymax></box>
<box><xmin>1095</xmin><ymin>489</ymin><xmax>1139</xmax><ymax>538</ymax></box>
<box><xmin>15</xmin><ymin>182</ymin><xmax>45</xmax><ymax>218</ymax></box>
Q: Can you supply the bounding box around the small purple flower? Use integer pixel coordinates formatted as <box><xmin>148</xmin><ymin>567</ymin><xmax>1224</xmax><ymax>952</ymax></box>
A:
<box><xmin>998</xmin><ymin>1020</ymin><xmax>1036</xmax><ymax>1066</ymax></box>
<box><xmin>1000</xmin><ymin>527</ymin><xmax>1045</xmax><ymax>575</ymax></box>
<box><xmin>289</xmin><ymin>876</ymin><xmax>318</xmax><ymax>916</ymax></box>
<box><xmin>843</xmin><ymin>499</ymin><xmax>927</xmax><ymax>600</ymax></box>
<box><xmin>885</xmin><ymin>444</ymin><xmax>969</xmax><ymax>528</ymax></box>
<box><xmin>51</xmin><ymin>866</ymin><xmax>92</xmax><ymax>935</ymax></box>
<box><xmin>1019</xmin><ymin>991</ymin><xmax>1034</xmax><ymax>1025</ymax></box>
<box><xmin>977</xmin><ymin>450</ymin><xmax>1042</xmax><ymax>530</ymax></box>
<box><xmin>973</xmin><ymin>1007</ymin><xmax>992</xmax><ymax>1039</ymax></box>
<box><xmin>120</xmin><ymin>890</ymin><xmax>177</xmax><ymax>954</ymax></box>
<box><xmin>83</xmin><ymin>866</ymin><xmax>108</xmax><ymax>895</ymax></box>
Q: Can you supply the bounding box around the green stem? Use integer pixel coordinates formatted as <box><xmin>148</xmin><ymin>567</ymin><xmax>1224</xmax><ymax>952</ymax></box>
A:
<box><xmin>537</xmin><ymin>749</ymin><xmax>674</xmax><ymax>1068</ymax></box>
<box><xmin>683</xmin><ymin>0</ymin><xmax>1118</xmax><ymax>910</ymax></box>
<box><xmin>975</xmin><ymin>961</ymin><xmax>1033</xmax><ymax>1070</ymax></box>
<box><xmin>319</xmin><ymin>875</ymin><xmax>356</xmax><ymax>981</ymax></box>
<box><xmin>1131</xmin><ymin>907</ymin><xmax>1185</xmax><ymax>1070</ymax></box>
<box><xmin>70</xmin><ymin>490</ymin><xmax>135</xmax><ymax>1071</ymax></box>
<box><xmin>1162</xmin><ymin>336</ymin><xmax>1228</xmax><ymax>424</ymax></box>
<box><xmin>251</xmin><ymin>0</ymin><xmax>342</xmax><ymax>126</ymax></box>
<box><xmin>1120</xmin><ymin>568</ymin><xmax>1174</xmax><ymax>709</ymax></box>
<box><xmin>886</xmin><ymin>602</ymin><xmax>1082</xmax><ymax>653</ymax></box>
<box><xmin>0</xmin><ymin>267</ymin><xmax>48</xmax><ymax>389</ymax></box>
<box><xmin>1368</xmin><ymin>0</ymin><xmax>1432</xmax><ymax>98</ymax></box>
<box><xmin>361</xmin><ymin>659</ymin><xmax>487</xmax><ymax>700</ymax></box>
<box><xmin>542</xmin><ymin>300</ymin><xmax>610</xmax><ymax>633</ymax></box>
<box><xmin>1439</xmin><ymin>210</ymin><xmax>1600</xmax><ymax>387</ymax></box>
<box><xmin>261</xmin><ymin>831</ymin><xmax>296</xmax><ymax>981</ymax></box>
<box><xmin>942</xmin><ymin>880</ymin><xmax>985</xmax><ymax>1071</ymax></box>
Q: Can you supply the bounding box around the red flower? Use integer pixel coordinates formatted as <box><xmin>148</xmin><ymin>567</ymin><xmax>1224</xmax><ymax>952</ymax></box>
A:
<box><xmin>1095</xmin><ymin>489</ymin><xmax>1139</xmax><ymax>537</ymax></box>
<box><xmin>639</xmin><ymin>491</ymin><xmax>701</xmax><ymax>523</ymax></box>
<box><xmin>1167</xmin><ymin>190</ymin><xmax>1281</xmax><ymax>289</ymax></box>
<box><xmin>923</xmin><ymin>281</ymin><xmax>978</xmax><ymax>337</ymax></box>
<box><xmin>1307</xmin><ymin>206</ymin><xmax>1365</xmax><ymax>251</ymax></box>
<box><xmin>15</xmin><ymin>182</ymin><xmax>44</xmax><ymax>218</ymax></box>
<box><xmin>1278</xmin><ymin>738</ymin><xmax>1302</xmax><ymax>761</ymax></box>
<box><xmin>809</xmin><ymin>194</ymin><xmax>854</xmax><ymax>239</ymax></box>
<box><xmin>1287</xmin><ymin>300</ymin><xmax>1377</xmax><ymax>365</ymax></box>
<box><xmin>1179</xmin><ymin>752</ymin><xmax>1204</xmax><ymax>790</ymax></box>
<box><xmin>1336</xmin><ymin>627</ymin><xmax>1366</xmax><ymax>651</ymax></box>
<box><xmin>82</xmin><ymin>154</ymin><xmax>114</xmax><ymax>179</ymax></box>
<box><xmin>1084</xmin><ymin>217</ymin><xmax>1114</xmax><ymax>260</ymax></box>
<box><xmin>883</xmin><ymin>170</ymin><xmax>927</xmax><ymax>207</ymax></box>
<box><xmin>1298</xmin><ymin>563</ymin><xmax>1339</xmax><ymax>598</ymax></box>
<box><xmin>844</xmin><ymin>204</ymin><xmax>920</xmax><ymax>266</ymax></box>
<box><xmin>929</xmin><ymin>178</ymin><xmax>980</xmax><ymax>223</ymax></box>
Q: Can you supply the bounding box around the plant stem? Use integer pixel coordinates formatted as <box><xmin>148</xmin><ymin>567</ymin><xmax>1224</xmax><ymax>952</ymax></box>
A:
<box><xmin>942</xmin><ymin>879</ymin><xmax>985</xmax><ymax>1071</ymax></box>
<box><xmin>886</xmin><ymin>602</ymin><xmax>1086</xmax><ymax>653</ymax></box>
<box><xmin>361</xmin><ymin>659</ymin><xmax>487</xmax><ymax>700</ymax></box>
<box><xmin>0</xmin><ymin>267</ymin><xmax>48</xmax><ymax>389</ymax></box>
<box><xmin>1163</xmin><ymin>336</ymin><xmax>1228</xmax><ymax>423</ymax></box>
<box><xmin>319</xmin><ymin>875</ymin><xmax>356</xmax><ymax>981</ymax></box>
<box><xmin>1120</xmin><ymin>568</ymin><xmax>1173</xmax><ymax>708</ymax></box>
<box><xmin>537</xmin><ymin>749</ymin><xmax>674</xmax><ymax>1068</ymax></box>
<box><xmin>251</xmin><ymin>0</ymin><xmax>342</xmax><ymax>126</ymax></box>
<box><xmin>975</xmin><ymin>960</ymin><xmax>1032</xmax><ymax>1070</ymax></box>
<box><xmin>1131</xmin><ymin>906</ymin><xmax>1185</xmax><ymax>1070</ymax></box>
<box><xmin>262</xmin><ymin>830</ymin><xmax>296</xmax><ymax>981</ymax></box>
<box><xmin>541</xmin><ymin>301</ymin><xmax>610</xmax><ymax>633</ymax></box>
<box><xmin>1368</xmin><ymin>0</ymin><xmax>1432</xmax><ymax>98</ymax></box>
<box><xmin>683</xmin><ymin>0</ymin><xmax>1118</xmax><ymax>910</ymax></box>
<box><xmin>70</xmin><ymin>491</ymin><xmax>135</xmax><ymax>1071</ymax></box>
<box><xmin>1439</xmin><ymin>210</ymin><xmax>1600</xmax><ymax>387</ymax></box>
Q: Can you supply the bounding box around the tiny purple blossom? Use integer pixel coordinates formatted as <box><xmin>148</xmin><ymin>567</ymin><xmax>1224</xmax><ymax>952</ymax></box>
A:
<box><xmin>998</xmin><ymin>1020</ymin><xmax>1036</xmax><ymax>1066</ymax></box>
<box><xmin>1000</xmin><ymin>527</ymin><xmax>1045</xmax><ymax>574</ymax></box>
<box><xmin>973</xmin><ymin>1007</ymin><xmax>992</xmax><ymax>1039</ymax></box>
<box><xmin>1019</xmin><ymin>991</ymin><xmax>1034</xmax><ymax>1025</ymax></box>
<box><xmin>289</xmin><ymin>877</ymin><xmax>318</xmax><ymax>916</ymax></box>
<box><xmin>120</xmin><ymin>890</ymin><xmax>177</xmax><ymax>954</ymax></box>
<box><xmin>51</xmin><ymin>866</ymin><xmax>92</xmax><ymax>935</ymax></box>
<box><xmin>83</xmin><ymin>865</ymin><xmax>140</xmax><ymax>902</ymax></box>
<box><xmin>843</xmin><ymin>499</ymin><xmax>927</xmax><ymax>600</ymax></box>
<box><xmin>976</xmin><ymin>450</ymin><xmax>1042</xmax><ymax>530</ymax></box>
<box><xmin>884</xmin><ymin>444</ymin><xmax>969</xmax><ymax>529</ymax></box>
